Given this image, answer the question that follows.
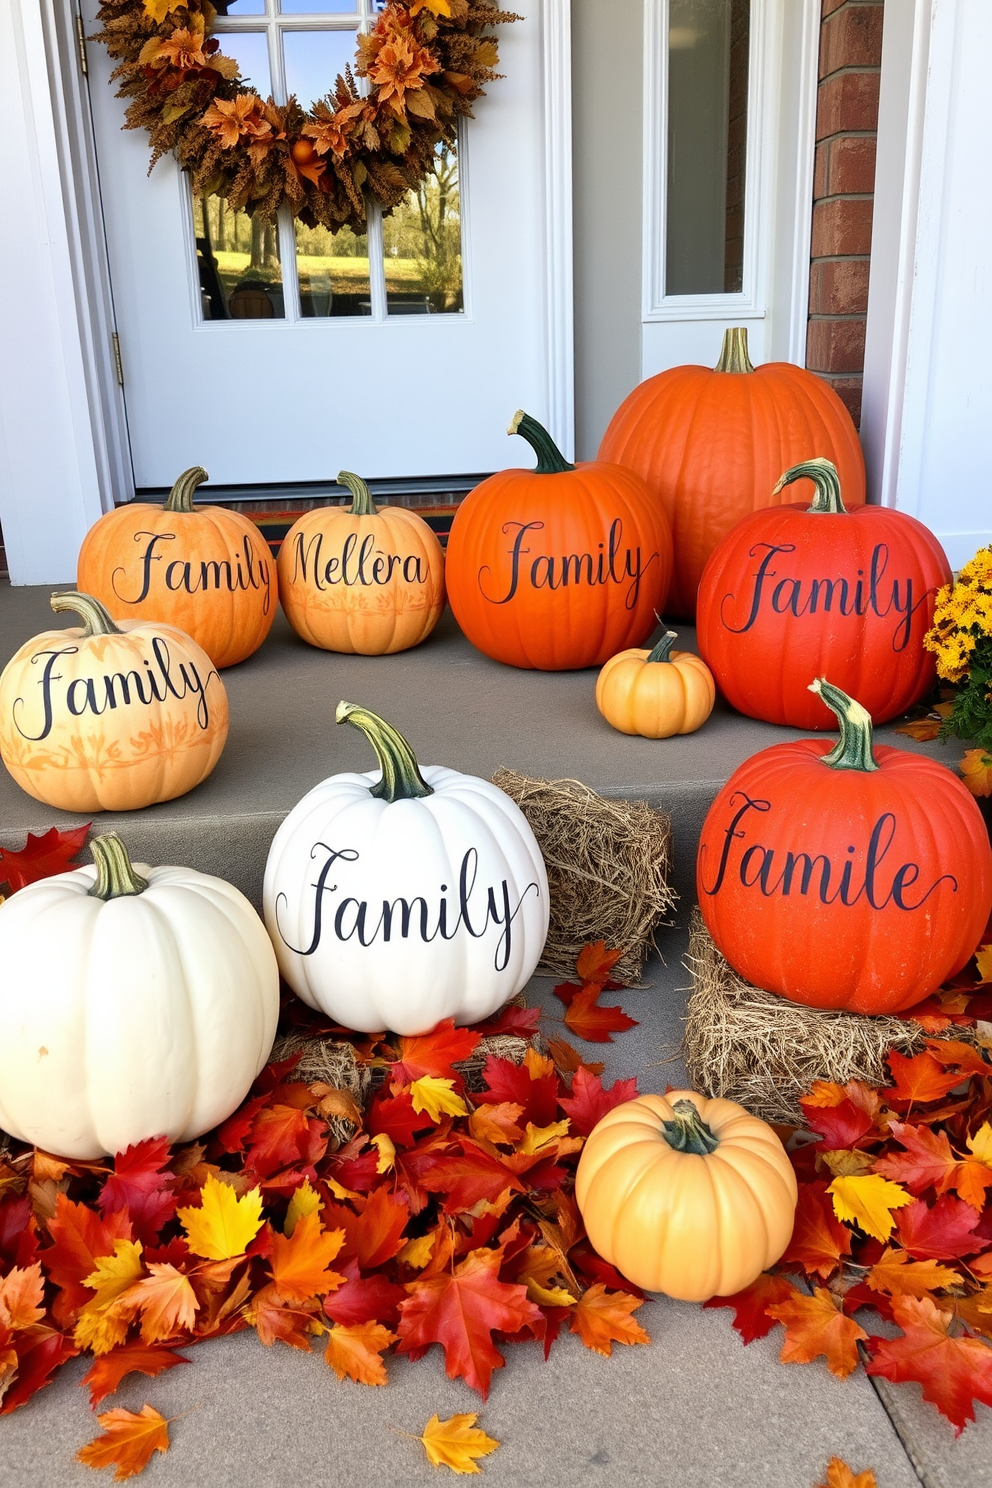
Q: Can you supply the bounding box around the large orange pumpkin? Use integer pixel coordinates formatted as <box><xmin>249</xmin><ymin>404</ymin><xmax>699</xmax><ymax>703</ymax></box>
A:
<box><xmin>77</xmin><ymin>466</ymin><xmax>277</xmax><ymax>668</ymax></box>
<box><xmin>277</xmin><ymin>471</ymin><xmax>445</xmax><ymax>654</ymax></box>
<box><xmin>599</xmin><ymin>328</ymin><xmax>866</xmax><ymax>618</ymax></box>
<box><xmin>696</xmin><ymin>679</ymin><xmax>992</xmax><ymax>1013</ymax></box>
<box><xmin>696</xmin><ymin>458</ymin><xmax>951</xmax><ymax>728</ymax></box>
<box><xmin>445</xmin><ymin>412</ymin><xmax>673</xmax><ymax>670</ymax></box>
<box><xmin>0</xmin><ymin>592</ymin><xmax>228</xmax><ymax>812</ymax></box>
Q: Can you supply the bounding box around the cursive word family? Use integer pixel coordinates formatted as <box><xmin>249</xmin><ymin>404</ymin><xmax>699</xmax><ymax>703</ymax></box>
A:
<box><xmin>479</xmin><ymin>519</ymin><xmax>660</xmax><ymax>610</ymax></box>
<box><xmin>719</xmin><ymin>542</ymin><xmax>929</xmax><ymax>650</ymax></box>
<box><xmin>114</xmin><ymin>531</ymin><xmax>272</xmax><ymax>611</ymax></box>
<box><xmin>12</xmin><ymin>638</ymin><xmax>220</xmax><ymax>739</ymax></box>
<box><xmin>276</xmin><ymin>844</ymin><xmax>541</xmax><ymax>973</ymax></box>
<box><xmin>287</xmin><ymin>531</ymin><xmax>428</xmax><ymax>591</ymax></box>
<box><xmin>701</xmin><ymin>791</ymin><xmax>957</xmax><ymax>911</ymax></box>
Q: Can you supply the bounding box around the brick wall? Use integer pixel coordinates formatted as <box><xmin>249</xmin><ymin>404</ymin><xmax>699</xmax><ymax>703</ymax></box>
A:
<box><xmin>806</xmin><ymin>0</ymin><xmax>884</xmax><ymax>427</ymax></box>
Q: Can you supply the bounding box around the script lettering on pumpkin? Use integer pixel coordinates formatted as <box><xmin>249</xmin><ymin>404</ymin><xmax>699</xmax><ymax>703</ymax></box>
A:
<box><xmin>288</xmin><ymin>531</ymin><xmax>427</xmax><ymax>591</ymax></box>
<box><xmin>478</xmin><ymin>519</ymin><xmax>659</xmax><ymax>611</ymax></box>
<box><xmin>700</xmin><ymin>791</ymin><xmax>958</xmax><ymax>911</ymax></box>
<box><xmin>718</xmin><ymin>542</ymin><xmax>928</xmax><ymax>651</ymax></box>
<box><xmin>114</xmin><ymin>531</ymin><xmax>272</xmax><ymax>612</ymax></box>
<box><xmin>11</xmin><ymin>638</ymin><xmax>220</xmax><ymax>740</ymax></box>
<box><xmin>275</xmin><ymin>844</ymin><xmax>541</xmax><ymax>972</ymax></box>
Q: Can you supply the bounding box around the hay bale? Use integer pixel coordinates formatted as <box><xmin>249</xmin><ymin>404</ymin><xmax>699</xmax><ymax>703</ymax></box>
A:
<box><xmin>682</xmin><ymin>909</ymin><xmax>979</xmax><ymax>1125</ymax></box>
<box><xmin>492</xmin><ymin>769</ymin><xmax>676</xmax><ymax>984</ymax></box>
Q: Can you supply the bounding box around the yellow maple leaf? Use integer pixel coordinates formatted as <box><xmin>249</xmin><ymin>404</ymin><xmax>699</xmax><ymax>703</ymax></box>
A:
<box><xmin>968</xmin><ymin>1121</ymin><xmax>992</xmax><ymax>1164</ymax></box>
<box><xmin>976</xmin><ymin>945</ymin><xmax>992</xmax><ymax>985</ymax></box>
<box><xmin>142</xmin><ymin>0</ymin><xmax>185</xmax><ymax>21</ymax></box>
<box><xmin>517</xmin><ymin>1119</ymin><xmax>571</xmax><ymax>1157</ymax></box>
<box><xmin>397</xmin><ymin>1233</ymin><xmax>435</xmax><ymax>1269</ymax></box>
<box><xmin>866</xmin><ymin>1247</ymin><xmax>960</xmax><ymax>1298</ymax></box>
<box><xmin>285</xmin><ymin>1179</ymin><xmax>322</xmax><ymax>1237</ymax></box>
<box><xmin>409</xmin><ymin>1076</ymin><xmax>468</xmax><ymax>1122</ymax></box>
<box><xmin>522</xmin><ymin>1275</ymin><xmax>576</xmax><ymax>1308</ymax></box>
<box><xmin>960</xmin><ymin>749</ymin><xmax>992</xmax><ymax>797</ymax></box>
<box><xmin>828</xmin><ymin>1174</ymin><xmax>913</xmax><ymax>1242</ymax></box>
<box><xmin>177</xmin><ymin>1173</ymin><xmax>263</xmax><ymax>1260</ymax></box>
<box><xmin>74</xmin><ymin>1240</ymin><xmax>145</xmax><ymax>1354</ymax></box>
<box><xmin>371</xmin><ymin>1132</ymin><xmax>396</xmax><ymax>1173</ymax></box>
<box><xmin>409</xmin><ymin>0</ymin><xmax>453</xmax><ymax>15</ymax></box>
<box><xmin>418</xmin><ymin>1413</ymin><xmax>500</xmax><ymax>1474</ymax></box>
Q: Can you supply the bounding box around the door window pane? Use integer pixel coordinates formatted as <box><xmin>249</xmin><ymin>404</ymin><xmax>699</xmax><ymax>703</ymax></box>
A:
<box><xmin>213</xmin><ymin>0</ymin><xmax>266</xmax><ymax>14</ymax></box>
<box><xmin>279</xmin><ymin>1</ymin><xmax>358</xmax><ymax>12</ymax></box>
<box><xmin>666</xmin><ymin>0</ymin><xmax>750</xmax><ymax>295</ymax></box>
<box><xmin>283</xmin><ymin>30</ymin><xmax>359</xmax><ymax>109</ymax></box>
<box><xmin>216</xmin><ymin>31</ymin><xmax>272</xmax><ymax>95</ymax></box>
<box><xmin>383</xmin><ymin>143</ymin><xmax>463</xmax><ymax>315</ymax></box>
<box><xmin>295</xmin><ymin>221</ymin><xmax>371</xmax><ymax>316</ymax></box>
<box><xmin>194</xmin><ymin>196</ymin><xmax>285</xmax><ymax>320</ymax></box>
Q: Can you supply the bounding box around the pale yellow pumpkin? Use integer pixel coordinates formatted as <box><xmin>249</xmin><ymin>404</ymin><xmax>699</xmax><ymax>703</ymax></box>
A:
<box><xmin>574</xmin><ymin>1090</ymin><xmax>798</xmax><ymax>1301</ymax></box>
<box><xmin>595</xmin><ymin>631</ymin><xmax>715</xmax><ymax>737</ymax></box>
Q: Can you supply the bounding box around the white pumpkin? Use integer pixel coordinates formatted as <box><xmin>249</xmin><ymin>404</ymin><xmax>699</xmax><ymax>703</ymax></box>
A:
<box><xmin>0</xmin><ymin>833</ymin><xmax>280</xmax><ymax>1159</ymax></box>
<box><xmin>263</xmin><ymin>701</ymin><xmax>550</xmax><ymax>1034</ymax></box>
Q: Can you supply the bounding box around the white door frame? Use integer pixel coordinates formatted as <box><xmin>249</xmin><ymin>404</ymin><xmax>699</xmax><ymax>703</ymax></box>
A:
<box><xmin>0</xmin><ymin>0</ymin><xmax>573</xmax><ymax>585</ymax></box>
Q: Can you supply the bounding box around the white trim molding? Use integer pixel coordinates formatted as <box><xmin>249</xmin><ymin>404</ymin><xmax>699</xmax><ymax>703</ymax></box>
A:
<box><xmin>542</xmin><ymin>0</ymin><xmax>574</xmax><ymax>458</ymax></box>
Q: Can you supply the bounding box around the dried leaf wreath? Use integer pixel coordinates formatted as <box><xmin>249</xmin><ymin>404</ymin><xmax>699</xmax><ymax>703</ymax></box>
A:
<box><xmin>93</xmin><ymin>0</ymin><xmax>520</xmax><ymax>232</ymax></box>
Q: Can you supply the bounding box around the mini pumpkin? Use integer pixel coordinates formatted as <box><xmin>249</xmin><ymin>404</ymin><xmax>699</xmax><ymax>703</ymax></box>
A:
<box><xmin>0</xmin><ymin>833</ymin><xmax>280</xmax><ymax>1159</ymax></box>
<box><xmin>277</xmin><ymin>470</ymin><xmax>446</xmax><ymax>654</ymax></box>
<box><xmin>0</xmin><ymin>591</ymin><xmax>228</xmax><ymax>812</ymax></box>
<box><xmin>77</xmin><ymin>465</ymin><xmax>277</xmax><ymax>668</ymax></box>
<box><xmin>696</xmin><ymin>678</ymin><xmax>992</xmax><ymax>1013</ymax></box>
<box><xmin>574</xmin><ymin>1090</ymin><xmax>798</xmax><ymax>1301</ymax></box>
<box><xmin>596</xmin><ymin>630</ymin><xmax>715</xmax><ymax>737</ymax></box>
<box><xmin>263</xmin><ymin>701</ymin><xmax>549</xmax><ymax>1034</ymax></box>
<box><xmin>445</xmin><ymin>412</ymin><xmax>673</xmax><ymax>670</ymax></box>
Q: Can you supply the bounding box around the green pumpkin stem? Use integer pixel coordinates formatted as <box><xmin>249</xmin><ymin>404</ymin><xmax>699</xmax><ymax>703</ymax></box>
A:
<box><xmin>164</xmin><ymin>466</ymin><xmax>209</xmax><ymax>513</ymax></box>
<box><xmin>809</xmin><ymin>678</ymin><xmax>880</xmax><ymax>772</ymax></box>
<box><xmin>646</xmin><ymin>631</ymin><xmax>678</xmax><ymax>664</ymax></box>
<box><xmin>50</xmin><ymin>591</ymin><xmax>123</xmax><ymax>637</ymax></box>
<box><xmin>338</xmin><ymin>470</ymin><xmax>377</xmax><ymax>517</ymax></box>
<box><xmin>88</xmin><ymin>833</ymin><xmax>148</xmax><ymax>900</ymax></box>
<box><xmin>661</xmin><ymin>1100</ymin><xmax>720</xmax><ymax>1156</ymax></box>
<box><xmin>773</xmin><ymin>458</ymin><xmax>847</xmax><ymax>514</ymax></box>
<box><xmin>508</xmin><ymin>410</ymin><xmax>576</xmax><ymax>475</ymax></box>
<box><xmin>336</xmin><ymin>701</ymin><xmax>434</xmax><ymax>803</ymax></box>
<box><xmin>714</xmin><ymin>327</ymin><xmax>755</xmax><ymax>375</ymax></box>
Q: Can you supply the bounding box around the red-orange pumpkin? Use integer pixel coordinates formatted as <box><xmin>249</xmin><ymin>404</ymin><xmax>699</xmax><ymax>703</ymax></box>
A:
<box><xmin>696</xmin><ymin>679</ymin><xmax>992</xmax><ymax>1014</ymax></box>
<box><xmin>599</xmin><ymin>328</ymin><xmax>866</xmax><ymax>618</ymax></box>
<box><xmin>77</xmin><ymin>466</ymin><xmax>277</xmax><ymax>669</ymax></box>
<box><xmin>445</xmin><ymin>412</ymin><xmax>673</xmax><ymax>670</ymax></box>
<box><xmin>696</xmin><ymin>458</ymin><xmax>951</xmax><ymax>728</ymax></box>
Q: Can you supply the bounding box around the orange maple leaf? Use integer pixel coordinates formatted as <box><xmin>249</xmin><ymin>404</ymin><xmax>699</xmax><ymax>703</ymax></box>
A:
<box><xmin>886</xmin><ymin>1049</ymin><xmax>965</xmax><ymax>1105</ymax></box>
<box><xmin>467</xmin><ymin>1102</ymin><xmax>525</xmax><ymax>1147</ymax></box>
<box><xmin>323</xmin><ymin>1321</ymin><xmax>396</xmax><ymax>1385</ymax></box>
<box><xmin>119</xmin><ymin>1264</ymin><xmax>198</xmax><ymax>1344</ymax></box>
<box><xmin>866</xmin><ymin>1248</ymin><xmax>960</xmax><ymax>1299</ymax></box>
<box><xmin>960</xmin><ymin>750</ymin><xmax>992</xmax><ymax>797</ymax></box>
<box><xmin>575</xmin><ymin>941</ymin><xmax>623</xmax><ymax>985</ymax></box>
<box><xmin>563</xmin><ymin>985</ymin><xmax>638</xmax><ymax>1044</ymax></box>
<box><xmin>866</xmin><ymin>1294</ymin><xmax>992</xmax><ymax>1433</ymax></box>
<box><xmin>0</xmin><ymin>1263</ymin><xmax>46</xmax><ymax>1330</ymax></box>
<box><xmin>268</xmin><ymin>1212</ymin><xmax>346</xmax><ymax>1304</ymax></box>
<box><xmin>569</xmin><ymin>1284</ymin><xmax>650</xmax><ymax>1356</ymax></box>
<box><xmin>766</xmin><ymin>1285</ymin><xmax>868</xmax><ymax>1379</ymax></box>
<box><xmin>77</xmin><ymin>1404</ymin><xmax>171</xmax><ymax>1480</ymax></box>
<box><xmin>816</xmin><ymin>1459</ymin><xmax>879</xmax><ymax>1488</ymax></box>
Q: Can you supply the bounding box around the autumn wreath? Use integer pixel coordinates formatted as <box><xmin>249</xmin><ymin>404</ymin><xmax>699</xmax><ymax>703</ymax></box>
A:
<box><xmin>94</xmin><ymin>0</ymin><xmax>519</xmax><ymax>231</ymax></box>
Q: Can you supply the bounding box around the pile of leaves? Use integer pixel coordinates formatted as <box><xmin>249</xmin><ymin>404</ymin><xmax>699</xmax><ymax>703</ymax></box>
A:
<box><xmin>93</xmin><ymin>0</ymin><xmax>518</xmax><ymax>233</ymax></box>
<box><xmin>707</xmin><ymin>1035</ymin><xmax>992</xmax><ymax>1434</ymax></box>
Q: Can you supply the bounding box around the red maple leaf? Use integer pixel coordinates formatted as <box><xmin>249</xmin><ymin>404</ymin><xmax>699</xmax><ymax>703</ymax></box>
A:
<box><xmin>704</xmin><ymin>1273</ymin><xmax>797</xmax><ymax>1343</ymax></box>
<box><xmin>475</xmin><ymin>1004</ymin><xmax>542</xmax><ymax>1037</ymax></box>
<box><xmin>0</xmin><ymin>1331</ymin><xmax>77</xmax><ymax>1415</ymax></box>
<box><xmin>417</xmin><ymin>1149</ymin><xmax>525</xmax><ymax>1214</ymax></box>
<box><xmin>0</xmin><ymin>1195</ymin><xmax>38</xmax><ymax>1271</ymax></box>
<box><xmin>244</xmin><ymin>1104</ymin><xmax>319</xmax><ymax>1179</ymax></box>
<box><xmin>780</xmin><ymin>1182</ymin><xmax>854</xmax><ymax>1279</ymax></box>
<box><xmin>42</xmin><ymin>1194</ymin><xmax>132</xmax><ymax>1327</ymax></box>
<box><xmin>557</xmin><ymin>1067</ymin><xmax>638</xmax><ymax>1137</ymax></box>
<box><xmin>886</xmin><ymin>1050</ymin><xmax>965</xmax><ymax>1106</ymax></box>
<box><xmin>0</xmin><ymin>823</ymin><xmax>90</xmax><ymax>893</ymax></box>
<box><xmin>80</xmin><ymin>1343</ymin><xmax>189</xmax><ymax>1408</ymax></box>
<box><xmin>874</xmin><ymin>1121</ymin><xmax>992</xmax><ymax>1210</ymax></box>
<box><xmin>99</xmin><ymin>1138</ymin><xmax>177</xmax><ymax>1246</ymax></box>
<box><xmin>366</xmin><ymin>1090</ymin><xmax>432</xmax><ymax>1149</ymax></box>
<box><xmin>801</xmin><ymin>1096</ymin><xmax>877</xmax><ymax>1150</ymax></box>
<box><xmin>866</xmin><ymin>1294</ymin><xmax>992</xmax><ymax>1434</ymax></box>
<box><xmin>390</xmin><ymin>1021</ymin><xmax>481</xmax><ymax>1083</ymax></box>
<box><xmin>895</xmin><ymin>1195</ymin><xmax>984</xmax><ymax>1260</ymax></box>
<box><xmin>554</xmin><ymin>982</ymin><xmax>583</xmax><ymax>1009</ymax></box>
<box><xmin>563</xmin><ymin>985</ymin><xmax>638</xmax><ymax>1044</ymax></box>
<box><xmin>476</xmin><ymin>1055</ymin><xmax>560</xmax><ymax>1128</ymax></box>
<box><xmin>352</xmin><ymin>1186</ymin><xmax>410</xmax><ymax>1270</ymax></box>
<box><xmin>322</xmin><ymin>1261</ymin><xmax>406</xmax><ymax>1327</ymax></box>
<box><xmin>396</xmin><ymin>1245</ymin><xmax>543</xmax><ymax>1398</ymax></box>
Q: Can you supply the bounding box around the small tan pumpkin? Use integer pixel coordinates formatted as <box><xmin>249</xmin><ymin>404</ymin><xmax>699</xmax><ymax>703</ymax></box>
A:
<box><xmin>574</xmin><ymin>1090</ymin><xmax>798</xmax><ymax>1301</ymax></box>
<box><xmin>595</xmin><ymin>630</ymin><xmax>716</xmax><ymax>737</ymax></box>
<box><xmin>0</xmin><ymin>592</ymin><xmax>228</xmax><ymax>812</ymax></box>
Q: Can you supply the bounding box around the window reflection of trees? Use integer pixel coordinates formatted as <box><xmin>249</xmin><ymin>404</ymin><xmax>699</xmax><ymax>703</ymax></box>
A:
<box><xmin>384</xmin><ymin>145</ymin><xmax>463</xmax><ymax>315</ymax></box>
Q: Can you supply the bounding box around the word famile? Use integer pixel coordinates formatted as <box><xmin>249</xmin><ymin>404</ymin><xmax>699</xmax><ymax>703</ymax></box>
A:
<box><xmin>479</xmin><ymin>519</ymin><xmax>660</xmax><ymax>611</ymax></box>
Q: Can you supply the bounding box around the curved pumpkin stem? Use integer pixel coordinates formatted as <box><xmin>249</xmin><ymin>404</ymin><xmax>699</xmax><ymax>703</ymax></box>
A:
<box><xmin>164</xmin><ymin>467</ymin><xmax>209</xmax><ymax>513</ymax></box>
<box><xmin>508</xmin><ymin>411</ymin><xmax>576</xmax><ymax>475</ymax></box>
<box><xmin>661</xmin><ymin>1099</ymin><xmax>720</xmax><ymax>1155</ymax></box>
<box><xmin>336</xmin><ymin>701</ymin><xmax>434</xmax><ymax>803</ymax></box>
<box><xmin>773</xmin><ymin>457</ymin><xmax>847</xmax><ymax>514</ymax></box>
<box><xmin>50</xmin><ymin>591</ymin><xmax>123</xmax><ymax>637</ymax></box>
<box><xmin>338</xmin><ymin>470</ymin><xmax>378</xmax><ymax>517</ymax></box>
<box><xmin>89</xmin><ymin>833</ymin><xmax>148</xmax><ymax>900</ymax></box>
<box><xmin>714</xmin><ymin>327</ymin><xmax>755</xmax><ymax>375</ymax></box>
<box><xmin>646</xmin><ymin>631</ymin><xmax>678</xmax><ymax>664</ymax></box>
<box><xmin>809</xmin><ymin>678</ymin><xmax>880</xmax><ymax>772</ymax></box>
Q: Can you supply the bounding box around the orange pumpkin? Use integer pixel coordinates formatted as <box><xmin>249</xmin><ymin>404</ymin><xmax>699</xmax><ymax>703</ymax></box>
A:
<box><xmin>574</xmin><ymin>1091</ymin><xmax>798</xmax><ymax>1300</ymax></box>
<box><xmin>277</xmin><ymin>472</ymin><xmax>446</xmax><ymax>655</ymax></box>
<box><xmin>77</xmin><ymin>466</ymin><xmax>277</xmax><ymax>668</ymax></box>
<box><xmin>596</xmin><ymin>631</ymin><xmax>715</xmax><ymax>737</ymax></box>
<box><xmin>0</xmin><ymin>592</ymin><xmax>228</xmax><ymax>812</ymax></box>
<box><xmin>599</xmin><ymin>328</ymin><xmax>866</xmax><ymax>618</ymax></box>
<box><xmin>445</xmin><ymin>412</ymin><xmax>673</xmax><ymax>670</ymax></box>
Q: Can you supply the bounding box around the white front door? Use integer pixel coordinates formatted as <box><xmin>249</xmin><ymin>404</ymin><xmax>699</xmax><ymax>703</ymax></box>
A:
<box><xmin>82</xmin><ymin>0</ymin><xmax>571</xmax><ymax>489</ymax></box>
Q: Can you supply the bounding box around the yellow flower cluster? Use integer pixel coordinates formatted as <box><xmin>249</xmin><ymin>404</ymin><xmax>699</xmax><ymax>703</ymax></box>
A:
<box><xmin>924</xmin><ymin>546</ymin><xmax>992</xmax><ymax>681</ymax></box>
